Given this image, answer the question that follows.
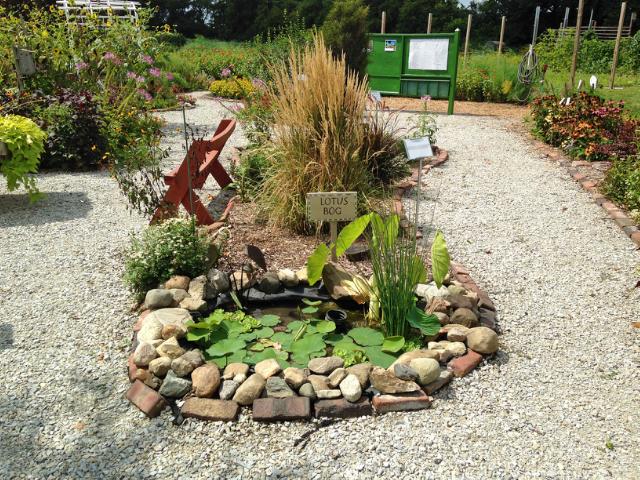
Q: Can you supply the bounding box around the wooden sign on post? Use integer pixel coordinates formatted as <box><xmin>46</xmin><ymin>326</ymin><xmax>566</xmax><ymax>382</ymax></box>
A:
<box><xmin>13</xmin><ymin>46</ymin><xmax>36</xmax><ymax>92</ymax></box>
<box><xmin>306</xmin><ymin>192</ymin><xmax>358</xmax><ymax>261</ymax></box>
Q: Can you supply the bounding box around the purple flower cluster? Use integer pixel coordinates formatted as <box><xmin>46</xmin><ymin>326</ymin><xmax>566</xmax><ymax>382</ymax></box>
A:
<box><xmin>251</xmin><ymin>78</ymin><xmax>266</xmax><ymax>90</ymax></box>
<box><xmin>141</xmin><ymin>54</ymin><xmax>154</xmax><ymax>65</ymax></box>
<box><xmin>221</xmin><ymin>68</ymin><xmax>232</xmax><ymax>78</ymax></box>
<box><xmin>75</xmin><ymin>61</ymin><xmax>89</xmax><ymax>71</ymax></box>
<box><xmin>149</xmin><ymin>67</ymin><xmax>162</xmax><ymax>78</ymax></box>
<box><xmin>137</xmin><ymin>89</ymin><xmax>152</xmax><ymax>101</ymax></box>
<box><xmin>127</xmin><ymin>71</ymin><xmax>145</xmax><ymax>83</ymax></box>
<box><xmin>165</xmin><ymin>72</ymin><xmax>174</xmax><ymax>81</ymax></box>
<box><xmin>103</xmin><ymin>52</ymin><xmax>122</xmax><ymax>65</ymax></box>
<box><xmin>421</xmin><ymin>95</ymin><xmax>432</xmax><ymax>102</ymax></box>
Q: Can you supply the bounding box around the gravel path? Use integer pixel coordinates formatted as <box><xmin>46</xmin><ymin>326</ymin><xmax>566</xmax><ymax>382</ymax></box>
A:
<box><xmin>1</xmin><ymin>99</ymin><xmax>638</xmax><ymax>479</ymax></box>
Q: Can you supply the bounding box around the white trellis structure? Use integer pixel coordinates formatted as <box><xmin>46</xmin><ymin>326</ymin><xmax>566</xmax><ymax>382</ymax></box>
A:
<box><xmin>56</xmin><ymin>0</ymin><xmax>141</xmax><ymax>24</ymax></box>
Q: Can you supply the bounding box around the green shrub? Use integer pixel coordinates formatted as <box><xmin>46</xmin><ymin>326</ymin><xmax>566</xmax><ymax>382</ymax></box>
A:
<box><xmin>602</xmin><ymin>154</ymin><xmax>640</xmax><ymax>212</ymax></box>
<box><xmin>209</xmin><ymin>78</ymin><xmax>255</xmax><ymax>99</ymax></box>
<box><xmin>232</xmin><ymin>146</ymin><xmax>271</xmax><ymax>201</ymax></box>
<box><xmin>0</xmin><ymin>114</ymin><xmax>45</xmax><ymax>201</ymax></box>
<box><xmin>124</xmin><ymin>218</ymin><xmax>211</xmax><ymax>297</ymax></box>
<box><xmin>322</xmin><ymin>0</ymin><xmax>369</xmax><ymax>76</ymax></box>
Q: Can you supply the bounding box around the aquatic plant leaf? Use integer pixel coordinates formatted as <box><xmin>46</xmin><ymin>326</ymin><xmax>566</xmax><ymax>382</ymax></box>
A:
<box><xmin>254</xmin><ymin>327</ymin><xmax>275</xmax><ymax>339</ymax></box>
<box><xmin>237</xmin><ymin>331</ymin><xmax>258</xmax><ymax>342</ymax></box>
<box><xmin>205</xmin><ymin>338</ymin><xmax>246</xmax><ymax>357</ymax></box>
<box><xmin>307</xmin><ymin>243</ymin><xmax>330</xmax><ymax>286</ymax></box>
<box><xmin>313</xmin><ymin>320</ymin><xmax>336</xmax><ymax>333</ymax></box>
<box><xmin>226</xmin><ymin>350</ymin><xmax>247</xmax><ymax>363</ymax></box>
<box><xmin>347</xmin><ymin>327</ymin><xmax>384</xmax><ymax>346</ymax></box>
<box><xmin>249</xmin><ymin>342</ymin><xmax>265</xmax><ymax>351</ymax></box>
<box><xmin>332</xmin><ymin>339</ymin><xmax>363</xmax><ymax>352</ymax></box>
<box><xmin>245</xmin><ymin>347</ymin><xmax>288</xmax><ymax>365</ymax></box>
<box><xmin>407</xmin><ymin>306</ymin><xmax>441</xmax><ymax>336</ymax></box>
<box><xmin>186</xmin><ymin>328</ymin><xmax>210</xmax><ymax>342</ymax></box>
<box><xmin>286</xmin><ymin>320</ymin><xmax>305</xmax><ymax>334</ymax></box>
<box><xmin>271</xmin><ymin>332</ymin><xmax>294</xmax><ymax>350</ymax></box>
<box><xmin>335</xmin><ymin>213</ymin><xmax>372</xmax><ymax>257</ymax></box>
<box><xmin>290</xmin><ymin>333</ymin><xmax>326</xmax><ymax>357</ymax></box>
<box><xmin>382</xmin><ymin>336</ymin><xmax>405</xmax><ymax>353</ymax></box>
<box><xmin>301</xmin><ymin>306</ymin><xmax>318</xmax><ymax>314</ymax></box>
<box><xmin>363</xmin><ymin>346</ymin><xmax>397</xmax><ymax>368</ymax></box>
<box><xmin>323</xmin><ymin>333</ymin><xmax>346</xmax><ymax>345</ymax></box>
<box><xmin>208</xmin><ymin>356</ymin><xmax>227</xmax><ymax>369</ymax></box>
<box><xmin>302</xmin><ymin>298</ymin><xmax>322</xmax><ymax>306</ymax></box>
<box><xmin>258</xmin><ymin>314</ymin><xmax>280</xmax><ymax>327</ymax></box>
<box><xmin>431</xmin><ymin>230</ymin><xmax>450</xmax><ymax>288</ymax></box>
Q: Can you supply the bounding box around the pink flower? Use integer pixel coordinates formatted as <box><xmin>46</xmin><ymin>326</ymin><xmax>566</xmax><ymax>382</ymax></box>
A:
<box><xmin>137</xmin><ymin>89</ymin><xmax>152</xmax><ymax>101</ymax></box>
<box><xmin>136</xmin><ymin>75</ymin><xmax>145</xmax><ymax>84</ymax></box>
<box><xmin>165</xmin><ymin>72</ymin><xmax>174</xmax><ymax>81</ymax></box>
<box><xmin>149</xmin><ymin>67</ymin><xmax>161</xmax><ymax>78</ymax></box>
<box><xmin>103</xmin><ymin>52</ymin><xmax>122</xmax><ymax>65</ymax></box>
<box><xmin>221</xmin><ymin>68</ymin><xmax>232</xmax><ymax>78</ymax></box>
<box><xmin>75</xmin><ymin>61</ymin><xmax>88</xmax><ymax>71</ymax></box>
<box><xmin>251</xmin><ymin>78</ymin><xmax>266</xmax><ymax>90</ymax></box>
<box><xmin>421</xmin><ymin>95</ymin><xmax>431</xmax><ymax>102</ymax></box>
<box><xmin>126</xmin><ymin>71</ymin><xmax>137</xmax><ymax>79</ymax></box>
<box><xmin>141</xmin><ymin>54</ymin><xmax>154</xmax><ymax>65</ymax></box>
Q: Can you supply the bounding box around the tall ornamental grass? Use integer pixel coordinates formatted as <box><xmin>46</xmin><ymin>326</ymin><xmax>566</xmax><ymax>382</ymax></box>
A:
<box><xmin>258</xmin><ymin>35</ymin><xmax>375</xmax><ymax>232</ymax></box>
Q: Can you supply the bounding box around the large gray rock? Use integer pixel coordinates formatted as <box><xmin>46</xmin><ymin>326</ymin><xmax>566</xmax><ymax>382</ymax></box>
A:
<box><xmin>277</xmin><ymin>269</ymin><xmax>299</xmax><ymax>287</ymax></box>
<box><xmin>266</xmin><ymin>377</ymin><xmax>296</xmax><ymax>398</ymax></box>
<box><xmin>257</xmin><ymin>272</ymin><xmax>281</xmax><ymax>294</ymax></box>
<box><xmin>340</xmin><ymin>374</ymin><xmax>362</xmax><ymax>402</ymax></box>
<box><xmin>298</xmin><ymin>382</ymin><xmax>316</xmax><ymax>399</ymax></box>
<box><xmin>148</xmin><ymin>356</ymin><xmax>172</xmax><ymax>377</ymax></box>
<box><xmin>255</xmin><ymin>359</ymin><xmax>281</xmax><ymax>378</ymax></box>
<box><xmin>168</xmin><ymin>288</ymin><xmax>190</xmax><ymax>305</ymax></box>
<box><xmin>389</xmin><ymin>349</ymin><xmax>439</xmax><ymax>371</ymax></box>
<box><xmin>133</xmin><ymin>342</ymin><xmax>157</xmax><ymax>367</ymax></box>
<box><xmin>347</xmin><ymin>363</ymin><xmax>373</xmax><ymax>389</ymax></box>
<box><xmin>328</xmin><ymin>368</ymin><xmax>347</xmax><ymax>388</ymax></box>
<box><xmin>145</xmin><ymin>308</ymin><xmax>192</xmax><ymax>328</ymax></box>
<box><xmin>448</xmin><ymin>294</ymin><xmax>477</xmax><ymax>310</ymax></box>
<box><xmin>171</xmin><ymin>350</ymin><xmax>204</xmax><ymax>377</ymax></box>
<box><xmin>393</xmin><ymin>363</ymin><xmax>419</xmax><ymax>382</ymax></box>
<box><xmin>450</xmin><ymin>308</ymin><xmax>479</xmax><ymax>328</ymax></box>
<box><xmin>369</xmin><ymin>367</ymin><xmax>421</xmax><ymax>394</ymax></box>
<box><xmin>317</xmin><ymin>389</ymin><xmax>341</xmax><ymax>399</ymax></box>
<box><xmin>158</xmin><ymin>371</ymin><xmax>192</xmax><ymax>398</ymax></box>
<box><xmin>223</xmin><ymin>363</ymin><xmax>249</xmax><ymax>380</ymax></box>
<box><xmin>233</xmin><ymin>374</ymin><xmax>266</xmax><ymax>405</ymax></box>
<box><xmin>188</xmin><ymin>275</ymin><xmax>216</xmax><ymax>301</ymax></box>
<box><xmin>156</xmin><ymin>337</ymin><xmax>185</xmax><ymax>359</ymax></box>
<box><xmin>145</xmin><ymin>289</ymin><xmax>173</xmax><ymax>309</ymax></box>
<box><xmin>308</xmin><ymin>356</ymin><xmax>344</xmax><ymax>375</ymax></box>
<box><xmin>137</xmin><ymin>318</ymin><xmax>163</xmax><ymax>343</ymax></box>
<box><xmin>283</xmin><ymin>367</ymin><xmax>307</xmax><ymax>389</ymax></box>
<box><xmin>179</xmin><ymin>297</ymin><xmax>208</xmax><ymax>312</ymax></box>
<box><xmin>409</xmin><ymin>358</ymin><xmax>440</xmax><ymax>386</ymax></box>
<box><xmin>307</xmin><ymin>375</ymin><xmax>330</xmax><ymax>393</ymax></box>
<box><xmin>466</xmin><ymin>327</ymin><xmax>499</xmax><ymax>354</ymax></box>
<box><xmin>191</xmin><ymin>364</ymin><xmax>220</xmax><ymax>398</ymax></box>
<box><xmin>415</xmin><ymin>283</ymin><xmax>449</xmax><ymax>303</ymax></box>
<box><xmin>207</xmin><ymin>268</ymin><xmax>230</xmax><ymax>294</ymax></box>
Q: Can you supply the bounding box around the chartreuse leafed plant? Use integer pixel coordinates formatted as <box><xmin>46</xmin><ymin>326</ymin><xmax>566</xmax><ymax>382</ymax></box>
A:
<box><xmin>0</xmin><ymin>115</ymin><xmax>45</xmax><ymax>201</ymax></box>
<box><xmin>258</xmin><ymin>34</ymin><xmax>375</xmax><ymax>232</ymax></box>
<box><xmin>124</xmin><ymin>218</ymin><xmax>212</xmax><ymax>299</ymax></box>
<box><xmin>307</xmin><ymin>213</ymin><xmax>450</xmax><ymax>338</ymax></box>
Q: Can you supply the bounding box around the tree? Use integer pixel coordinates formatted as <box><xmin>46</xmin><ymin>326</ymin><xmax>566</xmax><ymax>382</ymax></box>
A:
<box><xmin>322</xmin><ymin>0</ymin><xmax>370</xmax><ymax>75</ymax></box>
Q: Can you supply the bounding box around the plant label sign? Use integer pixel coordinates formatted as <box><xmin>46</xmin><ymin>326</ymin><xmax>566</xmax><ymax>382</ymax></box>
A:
<box><xmin>403</xmin><ymin>137</ymin><xmax>433</xmax><ymax>160</ymax></box>
<box><xmin>306</xmin><ymin>192</ymin><xmax>357</xmax><ymax>222</ymax></box>
<box><xmin>13</xmin><ymin>47</ymin><xmax>36</xmax><ymax>77</ymax></box>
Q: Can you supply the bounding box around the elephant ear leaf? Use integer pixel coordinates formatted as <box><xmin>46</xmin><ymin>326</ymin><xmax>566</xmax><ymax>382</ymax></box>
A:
<box><xmin>407</xmin><ymin>306</ymin><xmax>441</xmax><ymax>336</ymax></box>
<box><xmin>335</xmin><ymin>213</ymin><xmax>372</xmax><ymax>257</ymax></box>
<box><xmin>431</xmin><ymin>230</ymin><xmax>450</xmax><ymax>288</ymax></box>
<box><xmin>307</xmin><ymin>243</ymin><xmax>331</xmax><ymax>286</ymax></box>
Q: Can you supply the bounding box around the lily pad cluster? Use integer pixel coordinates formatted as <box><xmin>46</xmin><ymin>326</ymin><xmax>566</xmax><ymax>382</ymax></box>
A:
<box><xmin>185</xmin><ymin>303</ymin><xmax>438</xmax><ymax>369</ymax></box>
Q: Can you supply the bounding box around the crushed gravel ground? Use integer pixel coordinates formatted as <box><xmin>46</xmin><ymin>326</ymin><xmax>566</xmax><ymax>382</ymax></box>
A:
<box><xmin>1</xmin><ymin>99</ymin><xmax>639</xmax><ymax>479</ymax></box>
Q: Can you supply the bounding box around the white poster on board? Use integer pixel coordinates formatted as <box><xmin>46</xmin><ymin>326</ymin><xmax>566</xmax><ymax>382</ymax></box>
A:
<box><xmin>408</xmin><ymin>38</ymin><xmax>449</xmax><ymax>71</ymax></box>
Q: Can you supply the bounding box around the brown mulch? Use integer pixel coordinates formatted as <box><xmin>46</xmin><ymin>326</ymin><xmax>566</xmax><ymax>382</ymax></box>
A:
<box><xmin>217</xmin><ymin>201</ymin><xmax>374</xmax><ymax>278</ymax></box>
<box><xmin>381</xmin><ymin>96</ymin><xmax>528</xmax><ymax>119</ymax></box>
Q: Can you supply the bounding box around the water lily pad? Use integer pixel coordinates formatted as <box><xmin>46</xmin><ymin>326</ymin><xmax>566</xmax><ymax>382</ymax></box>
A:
<box><xmin>290</xmin><ymin>333</ymin><xmax>327</xmax><ymax>357</ymax></box>
<box><xmin>323</xmin><ymin>333</ymin><xmax>346</xmax><ymax>345</ymax></box>
<box><xmin>382</xmin><ymin>336</ymin><xmax>405</xmax><ymax>353</ymax></box>
<box><xmin>312</xmin><ymin>320</ymin><xmax>336</xmax><ymax>333</ymax></box>
<box><xmin>249</xmin><ymin>342</ymin><xmax>265</xmax><ymax>352</ymax></box>
<box><xmin>186</xmin><ymin>328</ymin><xmax>210</xmax><ymax>342</ymax></box>
<box><xmin>258</xmin><ymin>314</ymin><xmax>280</xmax><ymax>327</ymax></box>
<box><xmin>363</xmin><ymin>346</ymin><xmax>397</xmax><ymax>368</ymax></box>
<box><xmin>226</xmin><ymin>350</ymin><xmax>247</xmax><ymax>364</ymax></box>
<box><xmin>287</xmin><ymin>320</ymin><xmax>305</xmax><ymax>334</ymax></box>
<box><xmin>254</xmin><ymin>326</ymin><xmax>275</xmax><ymax>339</ymax></box>
<box><xmin>238</xmin><ymin>331</ymin><xmax>258</xmax><ymax>342</ymax></box>
<box><xmin>332</xmin><ymin>340</ymin><xmax>363</xmax><ymax>353</ymax></box>
<box><xmin>291</xmin><ymin>352</ymin><xmax>310</xmax><ymax>366</ymax></box>
<box><xmin>246</xmin><ymin>347</ymin><xmax>288</xmax><ymax>366</ymax></box>
<box><xmin>271</xmin><ymin>332</ymin><xmax>294</xmax><ymax>350</ymax></box>
<box><xmin>208</xmin><ymin>356</ymin><xmax>227</xmax><ymax>369</ymax></box>
<box><xmin>205</xmin><ymin>338</ymin><xmax>246</xmax><ymax>357</ymax></box>
<box><xmin>347</xmin><ymin>327</ymin><xmax>384</xmax><ymax>346</ymax></box>
<box><xmin>301</xmin><ymin>306</ymin><xmax>319</xmax><ymax>314</ymax></box>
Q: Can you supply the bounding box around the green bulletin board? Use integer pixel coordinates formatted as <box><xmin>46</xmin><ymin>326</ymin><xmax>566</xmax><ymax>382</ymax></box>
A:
<box><xmin>367</xmin><ymin>31</ymin><xmax>461</xmax><ymax>114</ymax></box>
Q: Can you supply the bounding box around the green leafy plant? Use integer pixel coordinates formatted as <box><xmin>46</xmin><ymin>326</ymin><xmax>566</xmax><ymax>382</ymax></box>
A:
<box><xmin>307</xmin><ymin>212</ymin><xmax>447</xmax><ymax>337</ymax></box>
<box><xmin>0</xmin><ymin>114</ymin><xmax>45</xmax><ymax>201</ymax></box>
<box><xmin>408</xmin><ymin>96</ymin><xmax>438</xmax><ymax>144</ymax></box>
<box><xmin>124</xmin><ymin>217</ymin><xmax>212</xmax><ymax>298</ymax></box>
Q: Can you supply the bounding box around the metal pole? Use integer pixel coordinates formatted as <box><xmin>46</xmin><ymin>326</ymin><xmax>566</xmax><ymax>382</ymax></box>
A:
<box><xmin>588</xmin><ymin>9</ymin><xmax>594</xmax><ymax>28</ymax></box>
<box><xmin>570</xmin><ymin>0</ymin><xmax>585</xmax><ymax>88</ymax></box>
<box><xmin>563</xmin><ymin>7</ymin><xmax>570</xmax><ymax>28</ymax></box>
<box><xmin>532</xmin><ymin>6</ymin><xmax>541</xmax><ymax>47</ymax></box>
<box><xmin>464</xmin><ymin>14</ymin><xmax>472</xmax><ymax>64</ymax></box>
<box><xmin>12</xmin><ymin>46</ymin><xmax>24</xmax><ymax>93</ymax></box>
<box><xmin>629</xmin><ymin>12</ymin><xmax>636</xmax><ymax>33</ymax></box>
<box><xmin>182</xmin><ymin>104</ymin><xmax>194</xmax><ymax>217</ymax></box>
<box><xmin>498</xmin><ymin>16</ymin><xmax>506</xmax><ymax>54</ymax></box>
<box><xmin>381</xmin><ymin>11</ymin><xmax>386</xmax><ymax>34</ymax></box>
<box><xmin>427</xmin><ymin>13</ymin><xmax>432</xmax><ymax>34</ymax></box>
<box><xmin>415</xmin><ymin>156</ymin><xmax>423</xmax><ymax>232</ymax></box>
<box><xmin>610</xmin><ymin>2</ymin><xmax>627</xmax><ymax>89</ymax></box>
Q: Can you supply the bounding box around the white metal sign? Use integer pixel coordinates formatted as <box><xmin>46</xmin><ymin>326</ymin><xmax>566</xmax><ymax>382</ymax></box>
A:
<box><xmin>403</xmin><ymin>137</ymin><xmax>433</xmax><ymax>160</ymax></box>
<box><xmin>408</xmin><ymin>38</ymin><xmax>449</xmax><ymax>71</ymax></box>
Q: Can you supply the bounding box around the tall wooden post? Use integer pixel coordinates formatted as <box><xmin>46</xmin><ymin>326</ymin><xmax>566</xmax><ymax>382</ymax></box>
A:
<box><xmin>464</xmin><ymin>14</ymin><xmax>472</xmax><ymax>64</ymax></box>
<box><xmin>498</xmin><ymin>16</ymin><xmax>506</xmax><ymax>53</ymax></box>
<box><xmin>381</xmin><ymin>11</ymin><xmax>386</xmax><ymax>34</ymax></box>
<box><xmin>427</xmin><ymin>13</ymin><xmax>432</xmax><ymax>34</ymax></box>
<box><xmin>610</xmin><ymin>2</ymin><xmax>627</xmax><ymax>89</ymax></box>
<box><xmin>570</xmin><ymin>0</ymin><xmax>585</xmax><ymax>87</ymax></box>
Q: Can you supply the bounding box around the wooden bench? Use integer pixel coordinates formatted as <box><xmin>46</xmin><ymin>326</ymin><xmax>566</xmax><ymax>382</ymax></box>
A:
<box><xmin>151</xmin><ymin>119</ymin><xmax>236</xmax><ymax>225</ymax></box>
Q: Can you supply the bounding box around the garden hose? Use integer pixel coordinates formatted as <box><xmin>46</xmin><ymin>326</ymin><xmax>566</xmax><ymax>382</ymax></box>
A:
<box><xmin>516</xmin><ymin>45</ymin><xmax>540</xmax><ymax>102</ymax></box>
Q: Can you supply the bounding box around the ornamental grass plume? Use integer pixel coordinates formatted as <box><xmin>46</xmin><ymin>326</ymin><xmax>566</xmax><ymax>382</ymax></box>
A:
<box><xmin>258</xmin><ymin>34</ymin><xmax>374</xmax><ymax>233</ymax></box>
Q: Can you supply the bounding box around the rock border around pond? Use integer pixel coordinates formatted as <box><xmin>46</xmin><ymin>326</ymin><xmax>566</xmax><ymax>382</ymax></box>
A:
<box><xmin>125</xmin><ymin>261</ymin><xmax>499</xmax><ymax>422</ymax></box>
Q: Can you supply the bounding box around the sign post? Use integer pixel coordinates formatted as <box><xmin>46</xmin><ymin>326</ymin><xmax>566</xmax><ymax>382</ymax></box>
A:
<box><xmin>403</xmin><ymin>138</ymin><xmax>434</xmax><ymax>232</ymax></box>
<box><xmin>12</xmin><ymin>46</ymin><xmax>36</xmax><ymax>92</ymax></box>
<box><xmin>306</xmin><ymin>192</ymin><xmax>358</xmax><ymax>262</ymax></box>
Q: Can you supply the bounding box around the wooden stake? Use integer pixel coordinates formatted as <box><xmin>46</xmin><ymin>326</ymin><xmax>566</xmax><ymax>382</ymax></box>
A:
<box><xmin>381</xmin><ymin>11</ymin><xmax>386</xmax><ymax>34</ymax></box>
<box><xmin>498</xmin><ymin>16</ymin><xmax>506</xmax><ymax>53</ymax></box>
<box><xmin>427</xmin><ymin>13</ymin><xmax>432</xmax><ymax>34</ymax></box>
<box><xmin>330</xmin><ymin>221</ymin><xmax>338</xmax><ymax>262</ymax></box>
<box><xmin>610</xmin><ymin>2</ymin><xmax>627</xmax><ymax>89</ymax></box>
<box><xmin>464</xmin><ymin>14</ymin><xmax>472</xmax><ymax>64</ymax></box>
<box><xmin>570</xmin><ymin>0</ymin><xmax>585</xmax><ymax>88</ymax></box>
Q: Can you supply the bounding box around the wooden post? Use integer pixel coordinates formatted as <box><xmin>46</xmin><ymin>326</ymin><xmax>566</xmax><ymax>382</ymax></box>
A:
<box><xmin>498</xmin><ymin>16</ymin><xmax>506</xmax><ymax>54</ymax></box>
<box><xmin>588</xmin><ymin>9</ymin><xmax>594</xmax><ymax>28</ymax></box>
<box><xmin>381</xmin><ymin>11</ymin><xmax>386</xmax><ymax>34</ymax></box>
<box><xmin>610</xmin><ymin>2</ymin><xmax>627</xmax><ymax>89</ymax></box>
<box><xmin>464</xmin><ymin>14</ymin><xmax>472</xmax><ymax>64</ymax></box>
<box><xmin>330</xmin><ymin>221</ymin><xmax>338</xmax><ymax>262</ymax></box>
<box><xmin>570</xmin><ymin>0</ymin><xmax>585</xmax><ymax>88</ymax></box>
<box><xmin>427</xmin><ymin>13</ymin><xmax>432</xmax><ymax>34</ymax></box>
<box><xmin>629</xmin><ymin>12</ymin><xmax>636</xmax><ymax>32</ymax></box>
<box><xmin>563</xmin><ymin>7</ymin><xmax>570</xmax><ymax>28</ymax></box>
